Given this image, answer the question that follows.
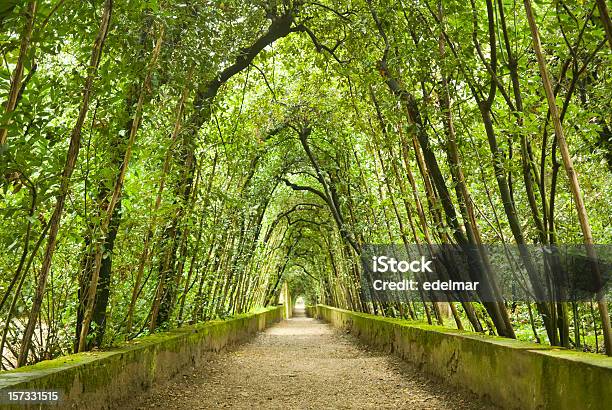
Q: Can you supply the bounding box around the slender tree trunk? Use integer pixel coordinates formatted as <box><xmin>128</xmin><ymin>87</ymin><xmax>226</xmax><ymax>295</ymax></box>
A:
<box><xmin>90</xmin><ymin>200</ymin><xmax>121</xmax><ymax>347</ymax></box>
<box><xmin>0</xmin><ymin>1</ymin><xmax>37</xmax><ymax>145</ymax></box>
<box><xmin>150</xmin><ymin>143</ymin><xmax>195</xmax><ymax>330</ymax></box>
<box><xmin>0</xmin><ymin>181</ymin><xmax>37</xmax><ymax>312</ymax></box>
<box><xmin>16</xmin><ymin>0</ymin><xmax>112</xmax><ymax>366</ymax></box>
<box><xmin>436</xmin><ymin>11</ymin><xmax>513</xmax><ymax>336</ymax></box>
<box><xmin>125</xmin><ymin>79</ymin><xmax>190</xmax><ymax>335</ymax></box>
<box><xmin>496</xmin><ymin>0</ymin><xmax>546</xmax><ymax>243</ymax></box>
<box><xmin>77</xmin><ymin>26</ymin><xmax>164</xmax><ymax>352</ymax></box>
<box><xmin>596</xmin><ymin>0</ymin><xmax>612</xmax><ymax>51</ymax></box>
<box><xmin>463</xmin><ymin>0</ymin><xmax>555</xmax><ymax>341</ymax></box>
<box><xmin>524</xmin><ymin>0</ymin><xmax>612</xmax><ymax>355</ymax></box>
<box><xmin>0</xmin><ymin>219</ymin><xmax>50</xmax><ymax>369</ymax></box>
<box><xmin>177</xmin><ymin>152</ymin><xmax>217</xmax><ymax>324</ymax></box>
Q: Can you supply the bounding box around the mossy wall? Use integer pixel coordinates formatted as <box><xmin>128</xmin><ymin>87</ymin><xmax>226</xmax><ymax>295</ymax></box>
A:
<box><xmin>0</xmin><ymin>306</ymin><xmax>283</xmax><ymax>410</ymax></box>
<box><xmin>305</xmin><ymin>305</ymin><xmax>316</xmax><ymax>318</ymax></box>
<box><xmin>308</xmin><ymin>305</ymin><xmax>612</xmax><ymax>410</ymax></box>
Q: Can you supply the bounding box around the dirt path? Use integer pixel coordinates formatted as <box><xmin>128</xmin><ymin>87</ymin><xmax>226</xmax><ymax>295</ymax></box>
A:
<box><xmin>123</xmin><ymin>309</ymin><xmax>494</xmax><ymax>409</ymax></box>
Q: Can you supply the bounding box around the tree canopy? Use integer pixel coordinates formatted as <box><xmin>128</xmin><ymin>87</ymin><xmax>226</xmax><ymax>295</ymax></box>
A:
<box><xmin>1</xmin><ymin>0</ymin><xmax>611</xmax><ymax>368</ymax></box>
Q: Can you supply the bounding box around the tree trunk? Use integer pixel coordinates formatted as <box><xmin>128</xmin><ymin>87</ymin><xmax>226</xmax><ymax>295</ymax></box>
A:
<box><xmin>596</xmin><ymin>0</ymin><xmax>612</xmax><ymax>51</ymax></box>
<box><xmin>524</xmin><ymin>0</ymin><xmax>612</xmax><ymax>355</ymax></box>
<box><xmin>16</xmin><ymin>0</ymin><xmax>112</xmax><ymax>367</ymax></box>
<box><xmin>125</xmin><ymin>79</ymin><xmax>190</xmax><ymax>335</ymax></box>
<box><xmin>77</xmin><ymin>25</ymin><xmax>164</xmax><ymax>352</ymax></box>
<box><xmin>0</xmin><ymin>1</ymin><xmax>37</xmax><ymax>145</ymax></box>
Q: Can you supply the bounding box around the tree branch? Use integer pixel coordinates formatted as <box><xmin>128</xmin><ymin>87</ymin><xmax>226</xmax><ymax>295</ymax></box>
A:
<box><xmin>278</xmin><ymin>177</ymin><xmax>328</xmax><ymax>203</ymax></box>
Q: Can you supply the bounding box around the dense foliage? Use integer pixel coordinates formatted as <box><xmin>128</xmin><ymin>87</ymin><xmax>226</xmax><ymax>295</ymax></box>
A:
<box><xmin>1</xmin><ymin>0</ymin><xmax>611</xmax><ymax>368</ymax></box>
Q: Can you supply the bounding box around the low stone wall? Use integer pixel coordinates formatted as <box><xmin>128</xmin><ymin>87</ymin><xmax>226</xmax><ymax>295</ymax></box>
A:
<box><xmin>307</xmin><ymin>305</ymin><xmax>612</xmax><ymax>410</ymax></box>
<box><xmin>0</xmin><ymin>306</ymin><xmax>283</xmax><ymax>409</ymax></box>
<box><xmin>305</xmin><ymin>305</ymin><xmax>316</xmax><ymax>318</ymax></box>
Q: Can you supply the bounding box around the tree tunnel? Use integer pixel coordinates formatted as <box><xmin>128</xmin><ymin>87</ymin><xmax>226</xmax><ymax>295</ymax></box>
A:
<box><xmin>1</xmin><ymin>0</ymin><xmax>611</xmax><ymax>374</ymax></box>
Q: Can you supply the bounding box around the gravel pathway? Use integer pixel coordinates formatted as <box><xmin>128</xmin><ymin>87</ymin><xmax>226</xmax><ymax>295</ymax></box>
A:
<box><xmin>122</xmin><ymin>309</ymin><xmax>494</xmax><ymax>409</ymax></box>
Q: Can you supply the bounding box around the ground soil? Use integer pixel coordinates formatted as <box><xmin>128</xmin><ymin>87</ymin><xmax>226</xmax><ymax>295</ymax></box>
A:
<box><xmin>121</xmin><ymin>309</ymin><xmax>496</xmax><ymax>409</ymax></box>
